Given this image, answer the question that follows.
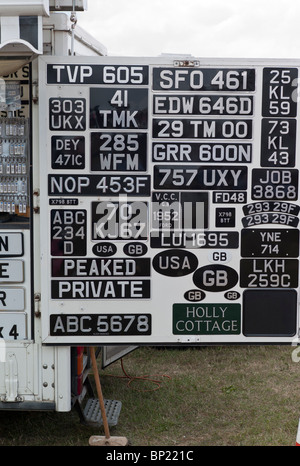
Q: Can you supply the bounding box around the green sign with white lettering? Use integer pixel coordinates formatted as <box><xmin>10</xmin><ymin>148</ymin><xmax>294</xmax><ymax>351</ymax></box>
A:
<box><xmin>173</xmin><ymin>303</ymin><xmax>241</xmax><ymax>335</ymax></box>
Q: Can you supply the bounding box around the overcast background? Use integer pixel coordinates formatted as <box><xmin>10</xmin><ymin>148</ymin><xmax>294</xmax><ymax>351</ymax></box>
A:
<box><xmin>76</xmin><ymin>0</ymin><xmax>300</xmax><ymax>58</ymax></box>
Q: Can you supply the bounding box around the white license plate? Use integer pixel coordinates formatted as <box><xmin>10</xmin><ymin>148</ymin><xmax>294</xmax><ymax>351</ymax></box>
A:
<box><xmin>0</xmin><ymin>312</ymin><xmax>26</xmax><ymax>340</ymax></box>
<box><xmin>0</xmin><ymin>260</ymin><xmax>24</xmax><ymax>282</ymax></box>
<box><xmin>0</xmin><ymin>288</ymin><xmax>24</xmax><ymax>310</ymax></box>
<box><xmin>0</xmin><ymin>233</ymin><xmax>23</xmax><ymax>256</ymax></box>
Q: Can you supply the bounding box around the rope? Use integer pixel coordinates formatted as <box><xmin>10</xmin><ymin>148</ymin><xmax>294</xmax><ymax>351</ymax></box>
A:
<box><xmin>105</xmin><ymin>358</ymin><xmax>171</xmax><ymax>392</ymax></box>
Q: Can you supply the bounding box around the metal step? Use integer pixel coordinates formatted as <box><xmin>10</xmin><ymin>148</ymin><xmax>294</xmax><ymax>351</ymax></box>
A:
<box><xmin>82</xmin><ymin>398</ymin><xmax>122</xmax><ymax>427</ymax></box>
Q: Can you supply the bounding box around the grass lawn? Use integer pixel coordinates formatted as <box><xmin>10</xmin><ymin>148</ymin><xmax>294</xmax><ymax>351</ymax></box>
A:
<box><xmin>0</xmin><ymin>345</ymin><xmax>299</xmax><ymax>446</ymax></box>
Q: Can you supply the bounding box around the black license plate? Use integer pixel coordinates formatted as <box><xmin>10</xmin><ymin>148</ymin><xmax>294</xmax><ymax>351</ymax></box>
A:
<box><xmin>50</xmin><ymin>313</ymin><xmax>151</xmax><ymax>336</ymax></box>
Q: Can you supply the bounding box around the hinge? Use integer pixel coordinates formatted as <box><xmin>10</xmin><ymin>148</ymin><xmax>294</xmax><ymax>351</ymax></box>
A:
<box><xmin>33</xmin><ymin>189</ymin><xmax>40</xmax><ymax>214</ymax></box>
<box><xmin>34</xmin><ymin>293</ymin><xmax>41</xmax><ymax>317</ymax></box>
<box><xmin>1</xmin><ymin>352</ymin><xmax>23</xmax><ymax>403</ymax></box>
<box><xmin>32</xmin><ymin>80</ymin><xmax>38</xmax><ymax>104</ymax></box>
<box><xmin>173</xmin><ymin>60</ymin><xmax>200</xmax><ymax>67</ymax></box>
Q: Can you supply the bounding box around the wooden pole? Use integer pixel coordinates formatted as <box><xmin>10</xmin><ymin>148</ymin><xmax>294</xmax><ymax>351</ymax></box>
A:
<box><xmin>88</xmin><ymin>347</ymin><xmax>128</xmax><ymax>446</ymax></box>
<box><xmin>90</xmin><ymin>346</ymin><xmax>110</xmax><ymax>439</ymax></box>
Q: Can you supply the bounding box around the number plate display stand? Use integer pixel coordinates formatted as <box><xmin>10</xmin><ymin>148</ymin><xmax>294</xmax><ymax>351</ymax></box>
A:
<box><xmin>38</xmin><ymin>56</ymin><xmax>300</xmax><ymax>346</ymax></box>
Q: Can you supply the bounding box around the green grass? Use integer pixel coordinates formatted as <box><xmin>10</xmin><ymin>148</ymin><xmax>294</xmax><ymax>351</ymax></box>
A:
<box><xmin>0</xmin><ymin>345</ymin><xmax>299</xmax><ymax>446</ymax></box>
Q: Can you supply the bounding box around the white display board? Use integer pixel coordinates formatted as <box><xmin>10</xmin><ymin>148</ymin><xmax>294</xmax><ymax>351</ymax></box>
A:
<box><xmin>38</xmin><ymin>56</ymin><xmax>300</xmax><ymax>345</ymax></box>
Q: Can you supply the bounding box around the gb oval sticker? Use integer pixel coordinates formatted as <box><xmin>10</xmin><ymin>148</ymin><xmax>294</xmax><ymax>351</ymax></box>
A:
<box><xmin>152</xmin><ymin>249</ymin><xmax>198</xmax><ymax>277</ymax></box>
<box><xmin>193</xmin><ymin>264</ymin><xmax>238</xmax><ymax>292</ymax></box>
